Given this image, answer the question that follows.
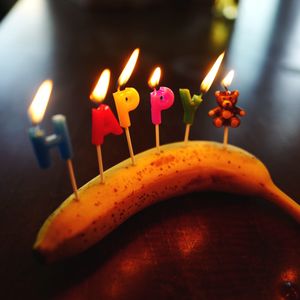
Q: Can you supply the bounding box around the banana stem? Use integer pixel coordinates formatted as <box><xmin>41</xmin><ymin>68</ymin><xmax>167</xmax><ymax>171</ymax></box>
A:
<box><xmin>184</xmin><ymin>124</ymin><xmax>191</xmax><ymax>144</ymax></box>
<box><xmin>265</xmin><ymin>183</ymin><xmax>300</xmax><ymax>223</ymax></box>
<box><xmin>155</xmin><ymin>124</ymin><xmax>160</xmax><ymax>152</ymax></box>
<box><xmin>66</xmin><ymin>159</ymin><xmax>79</xmax><ymax>200</ymax></box>
<box><xmin>96</xmin><ymin>145</ymin><xmax>104</xmax><ymax>183</ymax></box>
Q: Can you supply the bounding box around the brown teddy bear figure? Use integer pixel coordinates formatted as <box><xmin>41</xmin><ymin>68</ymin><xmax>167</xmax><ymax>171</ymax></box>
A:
<box><xmin>208</xmin><ymin>90</ymin><xmax>246</xmax><ymax>128</ymax></box>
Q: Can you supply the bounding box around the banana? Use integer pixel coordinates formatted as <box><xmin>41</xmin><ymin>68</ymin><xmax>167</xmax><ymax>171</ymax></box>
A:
<box><xmin>33</xmin><ymin>141</ymin><xmax>300</xmax><ymax>262</ymax></box>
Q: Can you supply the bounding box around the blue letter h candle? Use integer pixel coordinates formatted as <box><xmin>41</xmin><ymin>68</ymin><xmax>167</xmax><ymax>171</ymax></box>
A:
<box><xmin>29</xmin><ymin>114</ymin><xmax>73</xmax><ymax>169</ymax></box>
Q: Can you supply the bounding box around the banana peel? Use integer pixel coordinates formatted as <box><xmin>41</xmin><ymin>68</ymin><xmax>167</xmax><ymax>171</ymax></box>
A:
<box><xmin>33</xmin><ymin>141</ymin><xmax>300</xmax><ymax>263</ymax></box>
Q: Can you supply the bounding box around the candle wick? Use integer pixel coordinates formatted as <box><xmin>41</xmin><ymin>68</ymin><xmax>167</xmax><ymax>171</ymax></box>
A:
<box><xmin>33</xmin><ymin>123</ymin><xmax>44</xmax><ymax>135</ymax></box>
<box><xmin>224</xmin><ymin>85</ymin><xmax>228</xmax><ymax>92</ymax></box>
<box><xmin>32</xmin><ymin>122</ymin><xmax>39</xmax><ymax>128</ymax></box>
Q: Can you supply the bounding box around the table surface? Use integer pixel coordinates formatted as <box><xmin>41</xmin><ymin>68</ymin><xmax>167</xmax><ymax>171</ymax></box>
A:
<box><xmin>0</xmin><ymin>0</ymin><xmax>300</xmax><ymax>299</ymax></box>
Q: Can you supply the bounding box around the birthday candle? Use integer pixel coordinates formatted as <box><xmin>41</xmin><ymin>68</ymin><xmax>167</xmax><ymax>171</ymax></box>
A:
<box><xmin>179</xmin><ymin>52</ymin><xmax>225</xmax><ymax>143</ymax></box>
<box><xmin>28</xmin><ymin>80</ymin><xmax>79</xmax><ymax>199</ymax></box>
<box><xmin>113</xmin><ymin>48</ymin><xmax>140</xmax><ymax>165</ymax></box>
<box><xmin>208</xmin><ymin>70</ymin><xmax>246</xmax><ymax>146</ymax></box>
<box><xmin>148</xmin><ymin>67</ymin><xmax>174</xmax><ymax>150</ymax></box>
<box><xmin>90</xmin><ymin>69</ymin><xmax>123</xmax><ymax>183</ymax></box>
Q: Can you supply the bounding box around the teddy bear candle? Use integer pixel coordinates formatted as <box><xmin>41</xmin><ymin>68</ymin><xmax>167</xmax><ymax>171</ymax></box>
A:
<box><xmin>90</xmin><ymin>69</ymin><xmax>123</xmax><ymax>183</ymax></box>
<box><xmin>148</xmin><ymin>67</ymin><xmax>174</xmax><ymax>151</ymax></box>
<box><xmin>113</xmin><ymin>49</ymin><xmax>140</xmax><ymax>165</ymax></box>
<box><xmin>179</xmin><ymin>52</ymin><xmax>224</xmax><ymax>143</ymax></box>
<box><xmin>208</xmin><ymin>70</ymin><xmax>246</xmax><ymax>145</ymax></box>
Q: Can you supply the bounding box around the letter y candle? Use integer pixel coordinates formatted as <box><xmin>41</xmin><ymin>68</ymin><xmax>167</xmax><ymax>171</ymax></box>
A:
<box><xmin>179</xmin><ymin>52</ymin><xmax>225</xmax><ymax>143</ymax></box>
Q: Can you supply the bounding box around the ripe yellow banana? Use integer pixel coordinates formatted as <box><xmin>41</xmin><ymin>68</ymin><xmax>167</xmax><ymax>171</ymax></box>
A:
<box><xmin>34</xmin><ymin>141</ymin><xmax>300</xmax><ymax>263</ymax></box>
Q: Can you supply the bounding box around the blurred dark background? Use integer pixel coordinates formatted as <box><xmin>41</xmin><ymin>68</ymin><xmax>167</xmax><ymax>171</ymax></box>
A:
<box><xmin>0</xmin><ymin>0</ymin><xmax>16</xmax><ymax>19</ymax></box>
<box><xmin>0</xmin><ymin>0</ymin><xmax>300</xmax><ymax>299</ymax></box>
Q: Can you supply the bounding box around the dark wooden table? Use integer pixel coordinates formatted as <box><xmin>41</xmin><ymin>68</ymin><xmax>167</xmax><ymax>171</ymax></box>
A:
<box><xmin>0</xmin><ymin>0</ymin><xmax>299</xmax><ymax>299</ymax></box>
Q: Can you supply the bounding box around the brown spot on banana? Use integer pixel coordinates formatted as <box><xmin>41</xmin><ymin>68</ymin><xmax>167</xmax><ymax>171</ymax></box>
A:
<box><xmin>33</xmin><ymin>141</ymin><xmax>300</xmax><ymax>263</ymax></box>
<box><xmin>151</xmin><ymin>154</ymin><xmax>175</xmax><ymax>167</ymax></box>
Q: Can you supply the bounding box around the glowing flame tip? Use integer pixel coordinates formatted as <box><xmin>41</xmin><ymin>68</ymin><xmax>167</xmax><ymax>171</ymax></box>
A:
<box><xmin>90</xmin><ymin>69</ymin><xmax>111</xmax><ymax>103</ymax></box>
<box><xmin>28</xmin><ymin>79</ymin><xmax>53</xmax><ymax>125</ymax></box>
<box><xmin>222</xmin><ymin>70</ymin><xmax>234</xmax><ymax>88</ymax></box>
<box><xmin>148</xmin><ymin>67</ymin><xmax>161</xmax><ymax>89</ymax></box>
<box><xmin>200</xmin><ymin>51</ymin><xmax>225</xmax><ymax>94</ymax></box>
<box><xmin>118</xmin><ymin>48</ymin><xmax>140</xmax><ymax>88</ymax></box>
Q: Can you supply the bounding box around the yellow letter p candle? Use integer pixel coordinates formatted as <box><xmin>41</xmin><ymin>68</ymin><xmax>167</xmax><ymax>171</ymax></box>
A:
<box><xmin>113</xmin><ymin>87</ymin><xmax>140</xmax><ymax>128</ymax></box>
<box><xmin>113</xmin><ymin>48</ymin><xmax>140</xmax><ymax>165</ymax></box>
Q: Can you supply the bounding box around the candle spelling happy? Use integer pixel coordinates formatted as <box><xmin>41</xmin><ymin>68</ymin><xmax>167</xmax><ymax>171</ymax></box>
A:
<box><xmin>113</xmin><ymin>48</ymin><xmax>140</xmax><ymax>165</ymax></box>
<box><xmin>90</xmin><ymin>69</ymin><xmax>123</xmax><ymax>183</ymax></box>
<box><xmin>208</xmin><ymin>70</ymin><xmax>246</xmax><ymax>145</ymax></box>
<box><xmin>148</xmin><ymin>67</ymin><xmax>174</xmax><ymax>151</ymax></box>
<box><xmin>28</xmin><ymin>80</ymin><xmax>79</xmax><ymax>199</ymax></box>
<box><xmin>179</xmin><ymin>52</ymin><xmax>224</xmax><ymax>143</ymax></box>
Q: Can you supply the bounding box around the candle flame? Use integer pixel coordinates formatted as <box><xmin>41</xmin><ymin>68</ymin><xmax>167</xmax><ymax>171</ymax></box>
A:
<box><xmin>90</xmin><ymin>69</ymin><xmax>111</xmax><ymax>103</ymax></box>
<box><xmin>148</xmin><ymin>67</ymin><xmax>161</xmax><ymax>89</ymax></box>
<box><xmin>200</xmin><ymin>52</ymin><xmax>225</xmax><ymax>94</ymax></box>
<box><xmin>222</xmin><ymin>70</ymin><xmax>234</xmax><ymax>88</ymax></box>
<box><xmin>117</xmin><ymin>48</ymin><xmax>140</xmax><ymax>89</ymax></box>
<box><xmin>28</xmin><ymin>80</ymin><xmax>53</xmax><ymax>125</ymax></box>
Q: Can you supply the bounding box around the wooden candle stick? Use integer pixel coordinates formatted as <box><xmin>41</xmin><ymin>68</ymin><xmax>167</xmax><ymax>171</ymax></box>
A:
<box><xmin>184</xmin><ymin>123</ymin><xmax>191</xmax><ymax>144</ymax></box>
<box><xmin>66</xmin><ymin>159</ymin><xmax>79</xmax><ymax>199</ymax></box>
<box><xmin>223</xmin><ymin>126</ymin><xmax>229</xmax><ymax>146</ymax></box>
<box><xmin>125</xmin><ymin>127</ymin><xmax>135</xmax><ymax>165</ymax></box>
<box><xmin>155</xmin><ymin>124</ymin><xmax>160</xmax><ymax>151</ymax></box>
<box><xmin>96</xmin><ymin>145</ymin><xmax>104</xmax><ymax>183</ymax></box>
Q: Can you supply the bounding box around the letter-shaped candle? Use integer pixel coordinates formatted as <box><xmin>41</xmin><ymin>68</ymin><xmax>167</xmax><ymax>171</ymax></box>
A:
<box><xmin>28</xmin><ymin>80</ymin><xmax>79</xmax><ymax>199</ymax></box>
<box><xmin>148</xmin><ymin>67</ymin><xmax>174</xmax><ymax>150</ymax></box>
<box><xmin>113</xmin><ymin>87</ymin><xmax>140</xmax><ymax>128</ymax></box>
<box><xmin>179</xmin><ymin>89</ymin><xmax>203</xmax><ymax>126</ymax></box>
<box><xmin>90</xmin><ymin>69</ymin><xmax>123</xmax><ymax>183</ymax></box>
<box><xmin>92</xmin><ymin>105</ymin><xmax>123</xmax><ymax>145</ymax></box>
<box><xmin>113</xmin><ymin>48</ymin><xmax>140</xmax><ymax>165</ymax></box>
<box><xmin>179</xmin><ymin>52</ymin><xmax>225</xmax><ymax>143</ymax></box>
